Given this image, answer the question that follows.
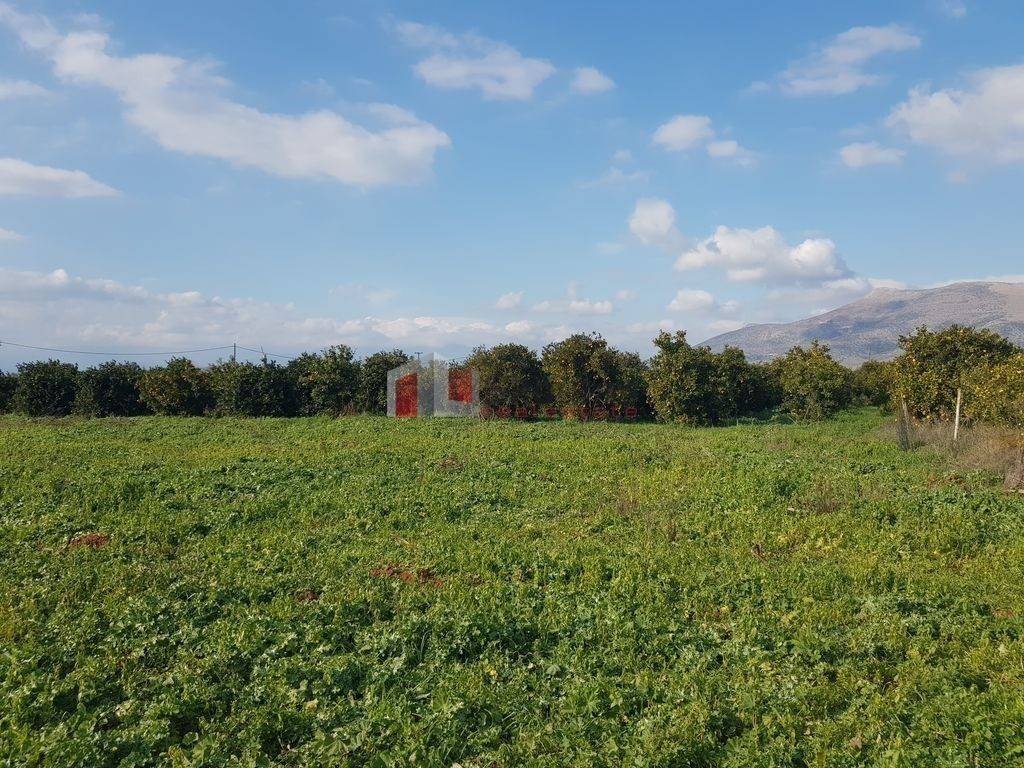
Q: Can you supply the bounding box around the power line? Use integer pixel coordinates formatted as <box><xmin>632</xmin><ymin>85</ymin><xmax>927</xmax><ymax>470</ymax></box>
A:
<box><xmin>0</xmin><ymin>340</ymin><xmax>235</xmax><ymax>357</ymax></box>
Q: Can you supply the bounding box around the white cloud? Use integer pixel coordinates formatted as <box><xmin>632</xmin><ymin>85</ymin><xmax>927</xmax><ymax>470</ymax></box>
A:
<box><xmin>571</xmin><ymin>66</ymin><xmax>614</xmax><ymax>94</ymax></box>
<box><xmin>0</xmin><ymin>265</ymin><xmax>566</xmax><ymax>354</ymax></box>
<box><xmin>629</xmin><ymin>197</ymin><xmax>684</xmax><ymax>249</ymax></box>
<box><xmin>0</xmin><ymin>5</ymin><xmax>450</xmax><ymax>187</ymax></box>
<box><xmin>938</xmin><ymin>0</ymin><xmax>967</xmax><ymax>19</ymax></box>
<box><xmin>495</xmin><ymin>290</ymin><xmax>523</xmax><ymax>309</ymax></box>
<box><xmin>706</xmin><ymin>139</ymin><xmax>757</xmax><ymax>166</ymax></box>
<box><xmin>0</xmin><ymin>157</ymin><xmax>119</xmax><ymax>197</ymax></box>
<box><xmin>394</xmin><ymin>19</ymin><xmax>554</xmax><ymax>101</ymax></box>
<box><xmin>677</xmin><ymin>225</ymin><xmax>850</xmax><ymax>285</ymax></box>
<box><xmin>504</xmin><ymin>319</ymin><xmax>534</xmax><ymax>334</ymax></box>
<box><xmin>0</xmin><ymin>227</ymin><xmax>25</xmax><ymax>242</ymax></box>
<box><xmin>615</xmin><ymin>288</ymin><xmax>637</xmax><ymax>301</ymax></box>
<box><xmin>667</xmin><ymin>289</ymin><xmax>716</xmax><ymax>312</ymax></box>
<box><xmin>653</xmin><ymin>115</ymin><xmax>755</xmax><ymax>164</ymax></box>
<box><xmin>767</xmin><ymin>276</ymin><xmax>907</xmax><ymax>306</ymax></box>
<box><xmin>886</xmin><ymin>64</ymin><xmax>1024</xmax><ymax>164</ymax></box>
<box><xmin>839</xmin><ymin>141</ymin><xmax>905</xmax><ymax>168</ymax></box>
<box><xmin>652</xmin><ymin>114</ymin><xmax>713</xmax><ymax>151</ymax></box>
<box><xmin>568</xmin><ymin>299</ymin><xmax>613</xmax><ymax>315</ymax></box>
<box><xmin>0</xmin><ymin>77</ymin><xmax>48</xmax><ymax>99</ymax></box>
<box><xmin>778</xmin><ymin>24</ymin><xmax>921</xmax><ymax>96</ymax></box>
<box><xmin>626</xmin><ymin>319</ymin><xmax>674</xmax><ymax>334</ymax></box>
<box><xmin>612</xmin><ymin>149</ymin><xmax>632</xmax><ymax>163</ymax></box>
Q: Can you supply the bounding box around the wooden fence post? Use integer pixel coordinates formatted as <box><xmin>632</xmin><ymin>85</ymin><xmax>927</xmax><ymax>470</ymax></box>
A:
<box><xmin>953</xmin><ymin>388</ymin><xmax>962</xmax><ymax>444</ymax></box>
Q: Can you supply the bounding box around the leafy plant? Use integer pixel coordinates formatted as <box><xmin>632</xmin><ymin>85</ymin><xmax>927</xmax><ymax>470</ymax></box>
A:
<box><xmin>770</xmin><ymin>341</ymin><xmax>853</xmax><ymax>420</ymax></box>
<box><xmin>356</xmin><ymin>350</ymin><xmax>410</xmax><ymax>414</ymax></box>
<box><xmin>288</xmin><ymin>345</ymin><xmax>360</xmax><ymax>415</ymax></box>
<box><xmin>0</xmin><ymin>370</ymin><xmax>16</xmax><ymax>413</ymax></box>
<box><xmin>74</xmin><ymin>361</ymin><xmax>149</xmax><ymax>417</ymax></box>
<box><xmin>892</xmin><ymin>325</ymin><xmax>1018</xmax><ymax>420</ymax></box>
<box><xmin>209</xmin><ymin>360</ymin><xmax>299</xmax><ymax>417</ymax></box>
<box><xmin>139</xmin><ymin>357</ymin><xmax>214</xmax><ymax>416</ymax></box>
<box><xmin>12</xmin><ymin>359</ymin><xmax>79</xmax><ymax>416</ymax></box>
<box><xmin>646</xmin><ymin>331</ymin><xmax>776</xmax><ymax>424</ymax></box>
<box><xmin>466</xmin><ymin>343</ymin><xmax>549</xmax><ymax>411</ymax></box>
<box><xmin>852</xmin><ymin>359</ymin><xmax>894</xmax><ymax>409</ymax></box>
<box><xmin>541</xmin><ymin>333</ymin><xmax>636</xmax><ymax>418</ymax></box>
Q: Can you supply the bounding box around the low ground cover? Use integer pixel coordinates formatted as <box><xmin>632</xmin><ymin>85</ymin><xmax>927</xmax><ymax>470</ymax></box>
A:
<box><xmin>1</xmin><ymin>411</ymin><xmax>1023</xmax><ymax>766</ymax></box>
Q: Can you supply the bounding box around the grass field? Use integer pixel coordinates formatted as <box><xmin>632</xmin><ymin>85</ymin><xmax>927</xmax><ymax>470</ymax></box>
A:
<box><xmin>2</xmin><ymin>411</ymin><xmax>1024</xmax><ymax>766</ymax></box>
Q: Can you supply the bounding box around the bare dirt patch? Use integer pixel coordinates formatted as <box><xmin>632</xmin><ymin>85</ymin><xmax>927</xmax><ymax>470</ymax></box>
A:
<box><xmin>67</xmin><ymin>533</ymin><xmax>109</xmax><ymax>550</ymax></box>
<box><xmin>371</xmin><ymin>564</ymin><xmax>442</xmax><ymax>587</ymax></box>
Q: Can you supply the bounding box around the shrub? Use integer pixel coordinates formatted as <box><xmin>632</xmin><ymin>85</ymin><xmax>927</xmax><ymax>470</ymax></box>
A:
<box><xmin>209</xmin><ymin>360</ymin><xmax>299</xmax><ymax>417</ymax></box>
<box><xmin>852</xmin><ymin>359</ymin><xmax>894</xmax><ymax>408</ymax></box>
<box><xmin>645</xmin><ymin>333</ymin><xmax>776</xmax><ymax>424</ymax></box>
<box><xmin>892</xmin><ymin>325</ymin><xmax>1018</xmax><ymax>420</ymax></box>
<box><xmin>12</xmin><ymin>360</ymin><xmax>79</xmax><ymax>416</ymax></box>
<box><xmin>771</xmin><ymin>342</ymin><xmax>853</xmax><ymax>420</ymax></box>
<box><xmin>541</xmin><ymin>333</ymin><xmax>635</xmax><ymax>418</ymax></box>
<box><xmin>288</xmin><ymin>345</ymin><xmax>360</xmax><ymax>416</ymax></box>
<box><xmin>357</xmin><ymin>350</ymin><xmax>410</xmax><ymax>414</ymax></box>
<box><xmin>612</xmin><ymin>351</ymin><xmax>651</xmax><ymax>418</ymax></box>
<box><xmin>139</xmin><ymin>358</ymin><xmax>214</xmax><ymax>416</ymax></box>
<box><xmin>465</xmin><ymin>344</ymin><xmax>549</xmax><ymax>411</ymax></box>
<box><xmin>74</xmin><ymin>361</ymin><xmax>148</xmax><ymax>417</ymax></box>
<box><xmin>965</xmin><ymin>354</ymin><xmax>1024</xmax><ymax>431</ymax></box>
<box><xmin>0</xmin><ymin>371</ymin><xmax>16</xmax><ymax>413</ymax></box>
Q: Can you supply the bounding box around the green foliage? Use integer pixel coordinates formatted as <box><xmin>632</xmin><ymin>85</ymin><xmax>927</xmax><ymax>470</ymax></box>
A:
<box><xmin>74</xmin><ymin>361</ymin><xmax>149</xmax><ymax>417</ymax></box>
<box><xmin>288</xmin><ymin>345</ymin><xmax>360</xmax><ymax>415</ymax></box>
<box><xmin>12</xmin><ymin>359</ymin><xmax>79</xmax><ymax>416</ymax></box>
<box><xmin>209</xmin><ymin>360</ymin><xmax>299</xmax><ymax>417</ymax></box>
<box><xmin>645</xmin><ymin>331</ymin><xmax>776</xmax><ymax>424</ymax></box>
<box><xmin>139</xmin><ymin>357</ymin><xmax>214</xmax><ymax>416</ymax></box>
<box><xmin>2</xmin><ymin>412</ymin><xmax>1023</xmax><ymax>764</ymax></box>
<box><xmin>852</xmin><ymin>359</ymin><xmax>894</xmax><ymax>408</ymax></box>
<box><xmin>357</xmin><ymin>349</ymin><xmax>410</xmax><ymax>414</ymax></box>
<box><xmin>771</xmin><ymin>341</ymin><xmax>853</xmax><ymax>420</ymax></box>
<box><xmin>965</xmin><ymin>354</ymin><xmax>1024</xmax><ymax>431</ymax></box>
<box><xmin>0</xmin><ymin>370</ymin><xmax>16</xmax><ymax>413</ymax></box>
<box><xmin>892</xmin><ymin>325</ymin><xmax>1019</xmax><ymax>420</ymax></box>
<box><xmin>466</xmin><ymin>343</ymin><xmax>549</xmax><ymax>411</ymax></box>
<box><xmin>541</xmin><ymin>333</ymin><xmax>644</xmax><ymax>418</ymax></box>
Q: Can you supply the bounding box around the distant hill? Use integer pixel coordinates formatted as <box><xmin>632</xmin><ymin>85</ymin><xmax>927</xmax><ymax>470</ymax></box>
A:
<box><xmin>704</xmin><ymin>281</ymin><xmax>1024</xmax><ymax>365</ymax></box>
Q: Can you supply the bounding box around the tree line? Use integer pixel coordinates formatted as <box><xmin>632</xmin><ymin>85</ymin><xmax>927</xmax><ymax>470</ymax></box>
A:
<box><xmin>1</xmin><ymin>326</ymin><xmax>1020</xmax><ymax>428</ymax></box>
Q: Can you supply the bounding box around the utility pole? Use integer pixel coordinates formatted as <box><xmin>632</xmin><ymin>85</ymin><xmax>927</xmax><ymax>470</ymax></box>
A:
<box><xmin>232</xmin><ymin>342</ymin><xmax>237</xmax><ymax>363</ymax></box>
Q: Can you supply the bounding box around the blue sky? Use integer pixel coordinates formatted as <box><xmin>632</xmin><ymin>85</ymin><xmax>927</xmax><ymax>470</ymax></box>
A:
<box><xmin>1</xmin><ymin>0</ymin><xmax>1022</xmax><ymax>366</ymax></box>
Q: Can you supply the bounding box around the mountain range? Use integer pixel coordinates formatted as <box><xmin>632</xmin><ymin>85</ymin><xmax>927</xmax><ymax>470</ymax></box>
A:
<box><xmin>704</xmin><ymin>281</ymin><xmax>1024</xmax><ymax>365</ymax></box>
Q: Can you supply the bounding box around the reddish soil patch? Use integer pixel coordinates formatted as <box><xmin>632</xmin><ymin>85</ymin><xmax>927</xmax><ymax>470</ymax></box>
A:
<box><xmin>68</xmin><ymin>533</ymin><xmax>110</xmax><ymax>550</ymax></box>
<box><xmin>294</xmin><ymin>588</ymin><xmax>320</xmax><ymax>603</ymax></box>
<box><xmin>371</xmin><ymin>564</ymin><xmax>442</xmax><ymax>587</ymax></box>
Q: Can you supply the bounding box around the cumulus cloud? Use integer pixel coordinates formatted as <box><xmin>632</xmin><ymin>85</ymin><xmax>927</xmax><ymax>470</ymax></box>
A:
<box><xmin>652</xmin><ymin>115</ymin><xmax>713</xmax><ymax>151</ymax></box>
<box><xmin>839</xmin><ymin>141</ymin><xmax>905</xmax><ymax>167</ymax></box>
<box><xmin>667</xmin><ymin>289</ymin><xmax>716</xmax><ymax>312</ymax></box>
<box><xmin>706</xmin><ymin>139</ymin><xmax>757</xmax><ymax>166</ymax></box>
<box><xmin>0</xmin><ymin>266</ymin><xmax>589</xmax><ymax>357</ymax></box>
<box><xmin>0</xmin><ymin>157</ymin><xmax>119</xmax><ymax>197</ymax></box>
<box><xmin>886</xmin><ymin>64</ymin><xmax>1024</xmax><ymax>164</ymax></box>
<box><xmin>938</xmin><ymin>0</ymin><xmax>967</xmax><ymax>19</ymax></box>
<box><xmin>495</xmin><ymin>290</ymin><xmax>523</xmax><ymax>309</ymax></box>
<box><xmin>628</xmin><ymin>197</ymin><xmax>684</xmax><ymax>249</ymax></box>
<box><xmin>777</xmin><ymin>24</ymin><xmax>921</xmax><ymax>96</ymax></box>
<box><xmin>394</xmin><ymin>19</ymin><xmax>554</xmax><ymax>101</ymax></box>
<box><xmin>678</xmin><ymin>225</ymin><xmax>850</xmax><ymax>285</ymax></box>
<box><xmin>0</xmin><ymin>227</ymin><xmax>25</xmax><ymax>242</ymax></box>
<box><xmin>653</xmin><ymin>115</ymin><xmax>755</xmax><ymax>164</ymax></box>
<box><xmin>0</xmin><ymin>5</ymin><xmax>450</xmax><ymax>187</ymax></box>
<box><xmin>571</xmin><ymin>66</ymin><xmax>614</xmax><ymax>94</ymax></box>
<box><xmin>578</xmin><ymin>166</ymin><xmax>649</xmax><ymax>188</ymax></box>
<box><xmin>0</xmin><ymin>77</ymin><xmax>48</xmax><ymax>99</ymax></box>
